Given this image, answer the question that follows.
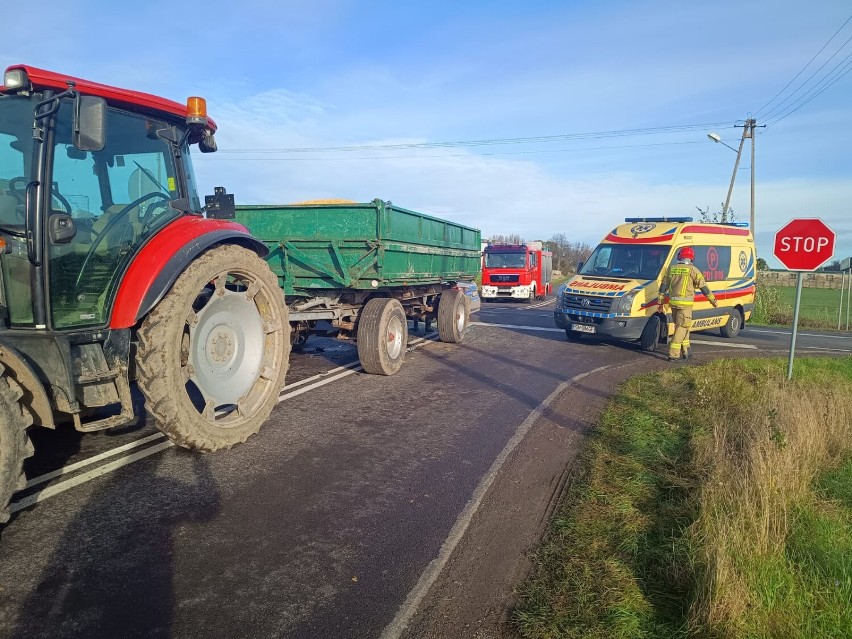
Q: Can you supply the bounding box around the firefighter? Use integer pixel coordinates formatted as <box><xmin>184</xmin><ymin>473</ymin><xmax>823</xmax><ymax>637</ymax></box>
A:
<box><xmin>658</xmin><ymin>246</ymin><xmax>717</xmax><ymax>361</ymax></box>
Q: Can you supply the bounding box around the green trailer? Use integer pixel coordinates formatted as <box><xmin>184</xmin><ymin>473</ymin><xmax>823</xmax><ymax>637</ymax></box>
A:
<box><xmin>232</xmin><ymin>199</ymin><xmax>481</xmax><ymax>375</ymax></box>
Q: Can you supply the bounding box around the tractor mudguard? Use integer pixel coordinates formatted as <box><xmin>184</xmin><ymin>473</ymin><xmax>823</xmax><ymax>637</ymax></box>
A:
<box><xmin>0</xmin><ymin>338</ymin><xmax>55</xmax><ymax>428</ymax></box>
<box><xmin>109</xmin><ymin>216</ymin><xmax>269</xmax><ymax>329</ymax></box>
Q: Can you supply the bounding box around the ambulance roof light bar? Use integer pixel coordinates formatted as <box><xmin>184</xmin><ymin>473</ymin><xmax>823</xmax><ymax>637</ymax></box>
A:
<box><xmin>624</xmin><ymin>217</ymin><xmax>693</xmax><ymax>223</ymax></box>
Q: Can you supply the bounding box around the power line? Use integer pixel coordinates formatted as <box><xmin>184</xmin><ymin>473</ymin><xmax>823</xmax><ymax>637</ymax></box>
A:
<box><xmin>755</xmin><ymin>13</ymin><xmax>852</xmax><ymax>118</ymax></box>
<box><xmin>766</xmin><ymin>55</ymin><xmax>852</xmax><ymax>125</ymax></box>
<box><xmin>760</xmin><ymin>30</ymin><xmax>852</xmax><ymax>122</ymax></box>
<box><xmin>202</xmin><ymin>140</ymin><xmax>706</xmax><ymax>162</ymax></box>
<box><xmin>214</xmin><ymin>122</ymin><xmax>732</xmax><ymax>155</ymax></box>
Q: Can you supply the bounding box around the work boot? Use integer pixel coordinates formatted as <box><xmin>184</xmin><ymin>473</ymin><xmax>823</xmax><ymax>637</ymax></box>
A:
<box><xmin>681</xmin><ymin>347</ymin><xmax>690</xmax><ymax>361</ymax></box>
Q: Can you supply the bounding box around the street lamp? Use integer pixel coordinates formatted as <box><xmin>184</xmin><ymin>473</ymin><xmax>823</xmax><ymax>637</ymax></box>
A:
<box><xmin>707</xmin><ymin>133</ymin><xmax>738</xmax><ymax>153</ymax></box>
<box><xmin>707</xmin><ymin>131</ymin><xmax>745</xmax><ymax>224</ymax></box>
<box><xmin>706</xmin><ymin>121</ymin><xmax>756</xmax><ymax>235</ymax></box>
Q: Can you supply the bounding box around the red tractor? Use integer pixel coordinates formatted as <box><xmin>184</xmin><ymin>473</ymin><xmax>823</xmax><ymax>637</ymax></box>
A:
<box><xmin>0</xmin><ymin>65</ymin><xmax>290</xmax><ymax>522</ymax></box>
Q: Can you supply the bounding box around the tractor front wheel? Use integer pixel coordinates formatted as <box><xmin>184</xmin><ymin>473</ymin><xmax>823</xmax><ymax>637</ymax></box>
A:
<box><xmin>136</xmin><ymin>245</ymin><xmax>290</xmax><ymax>451</ymax></box>
<box><xmin>0</xmin><ymin>364</ymin><xmax>34</xmax><ymax>524</ymax></box>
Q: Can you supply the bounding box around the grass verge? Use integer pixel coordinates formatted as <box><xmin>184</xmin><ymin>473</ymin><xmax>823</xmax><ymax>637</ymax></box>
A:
<box><xmin>752</xmin><ymin>284</ymin><xmax>850</xmax><ymax>331</ymax></box>
<box><xmin>513</xmin><ymin>357</ymin><xmax>852</xmax><ymax>639</ymax></box>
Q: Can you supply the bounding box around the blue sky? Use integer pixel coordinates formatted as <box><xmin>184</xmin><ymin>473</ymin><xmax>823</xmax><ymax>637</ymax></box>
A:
<box><xmin>5</xmin><ymin>0</ymin><xmax>851</xmax><ymax>267</ymax></box>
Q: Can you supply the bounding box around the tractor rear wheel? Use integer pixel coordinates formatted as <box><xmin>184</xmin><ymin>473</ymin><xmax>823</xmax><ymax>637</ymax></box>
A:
<box><xmin>0</xmin><ymin>364</ymin><xmax>34</xmax><ymax>524</ymax></box>
<box><xmin>136</xmin><ymin>245</ymin><xmax>290</xmax><ymax>451</ymax></box>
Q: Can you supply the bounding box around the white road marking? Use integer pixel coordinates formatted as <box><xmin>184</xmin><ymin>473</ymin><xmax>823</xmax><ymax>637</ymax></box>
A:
<box><xmin>24</xmin><ymin>433</ymin><xmax>167</xmax><ymax>490</ymax></box>
<box><xmin>747</xmin><ymin>328</ymin><xmax>852</xmax><ymax>340</ymax></box>
<box><xmin>14</xmin><ymin>333</ymin><xmax>441</xmax><ymax>511</ymax></box>
<box><xmin>379</xmin><ymin>365</ymin><xmax>613</xmax><ymax>639</ymax></box>
<box><xmin>688</xmin><ymin>339</ymin><xmax>757</xmax><ymax>350</ymax></box>
<box><xmin>802</xmin><ymin>346</ymin><xmax>852</xmax><ymax>353</ymax></box>
<box><xmin>11</xmin><ymin>441</ymin><xmax>174</xmax><ymax>513</ymax></box>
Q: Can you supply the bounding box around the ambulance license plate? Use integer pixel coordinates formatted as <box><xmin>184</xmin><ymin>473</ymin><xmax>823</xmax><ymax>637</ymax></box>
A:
<box><xmin>571</xmin><ymin>323</ymin><xmax>595</xmax><ymax>334</ymax></box>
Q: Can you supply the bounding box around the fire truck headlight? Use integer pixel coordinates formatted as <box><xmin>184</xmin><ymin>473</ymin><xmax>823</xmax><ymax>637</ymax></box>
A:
<box><xmin>617</xmin><ymin>292</ymin><xmax>635</xmax><ymax>314</ymax></box>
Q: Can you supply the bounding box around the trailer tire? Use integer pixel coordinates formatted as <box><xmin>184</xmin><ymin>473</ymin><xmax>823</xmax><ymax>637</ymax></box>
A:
<box><xmin>357</xmin><ymin>298</ymin><xmax>408</xmax><ymax>375</ymax></box>
<box><xmin>0</xmin><ymin>364</ymin><xmax>34</xmax><ymax>524</ymax></box>
<box><xmin>639</xmin><ymin>314</ymin><xmax>662</xmax><ymax>352</ymax></box>
<box><xmin>437</xmin><ymin>289</ymin><xmax>469</xmax><ymax>343</ymax></box>
<box><xmin>720</xmin><ymin>307</ymin><xmax>743</xmax><ymax>338</ymax></box>
<box><xmin>136</xmin><ymin>245</ymin><xmax>290</xmax><ymax>452</ymax></box>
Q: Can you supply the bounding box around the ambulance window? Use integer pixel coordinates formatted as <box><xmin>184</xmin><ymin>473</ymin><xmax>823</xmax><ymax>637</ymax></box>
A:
<box><xmin>693</xmin><ymin>245</ymin><xmax>731</xmax><ymax>282</ymax></box>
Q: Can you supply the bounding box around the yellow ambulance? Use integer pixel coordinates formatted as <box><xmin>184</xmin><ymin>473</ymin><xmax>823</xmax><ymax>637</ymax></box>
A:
<box><xmin>554</xmin><ymin>217</ymin><xmax>756</xmax><ymax>350</ymax></box>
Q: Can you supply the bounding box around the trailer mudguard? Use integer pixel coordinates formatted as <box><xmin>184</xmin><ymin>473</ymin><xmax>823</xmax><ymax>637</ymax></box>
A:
<box><xmin>0</xmin><ymin>338</ymin><xmax>55</xmax><ymax>428</ymax></box>
<box><xmin>109</xmin><ymin>216</ymin><xmax>269</xmax><ymax>329</ymax></box>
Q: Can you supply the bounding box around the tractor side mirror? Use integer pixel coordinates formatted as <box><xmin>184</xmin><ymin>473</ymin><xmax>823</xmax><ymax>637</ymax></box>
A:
<box><xmin>48</xmin><ymin>213</ymin><xmax>77</xmax><ymax>244</ymax></box>
<box><xmin>74</xmin><ymin>96</ymin><xmax>107</xmax><ymax>152</ymax></box>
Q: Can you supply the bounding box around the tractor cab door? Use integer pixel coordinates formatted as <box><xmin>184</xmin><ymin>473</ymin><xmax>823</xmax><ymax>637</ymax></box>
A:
<box><xmin>0</xmin><ymin>96</ymin><xmax>38</xmax><ymax>326</ymax></box>
<box><xmin>1</xmin><ymin>94</ymin><xmax>188</xmax><ymax>331</ymax></box>
<box><xmin>46</xmin><ymin>104</ymin><xmax>183</xmax><ymax>329</ymax></box>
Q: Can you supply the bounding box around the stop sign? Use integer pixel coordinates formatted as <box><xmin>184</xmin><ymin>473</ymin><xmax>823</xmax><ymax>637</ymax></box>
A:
<box><xmin>773</xmin><ymin>218</ymin><xmax>836</xmax><ymax>271</ymax></box>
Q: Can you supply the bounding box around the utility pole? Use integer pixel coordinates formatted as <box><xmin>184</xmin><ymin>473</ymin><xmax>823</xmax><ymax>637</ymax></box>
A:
<box><xmin>722</xmin><ymin>120</ymin><xmax>751</xmax><ymax>223</ymax></box>
<box><xmin>749</xmin><ymin>118</ymin><xmax>755</xmax><ymax>237</ymax></box>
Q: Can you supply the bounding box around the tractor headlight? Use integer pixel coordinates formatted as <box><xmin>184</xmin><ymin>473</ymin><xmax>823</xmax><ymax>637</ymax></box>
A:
<box><xmin>3</xmin><ymin>68</ymin><xmax>29</xmax><ymax>91</ymax></box>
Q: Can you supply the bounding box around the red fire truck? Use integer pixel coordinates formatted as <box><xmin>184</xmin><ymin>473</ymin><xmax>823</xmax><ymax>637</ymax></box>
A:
<box><xmin>481</xmin><ymin>241</ymin><xmax>553</xmax><ymax>302</ymax></box>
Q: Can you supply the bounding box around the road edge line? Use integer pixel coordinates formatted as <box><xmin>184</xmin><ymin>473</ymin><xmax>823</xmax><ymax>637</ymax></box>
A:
<box><xmin>378</xmin><ymin>364</ymin><xmax>613</xmax><ymax>639</ymax></box>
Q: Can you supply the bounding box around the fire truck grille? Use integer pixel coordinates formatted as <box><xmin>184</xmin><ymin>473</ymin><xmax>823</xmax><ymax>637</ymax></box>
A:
<box><xmin>491</xmin><ymin>274</ymin><xmax>519</xmax><ymax>283</ymax></box>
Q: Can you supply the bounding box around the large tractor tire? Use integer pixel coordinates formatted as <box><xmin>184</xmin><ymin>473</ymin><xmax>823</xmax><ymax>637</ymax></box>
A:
<box><xmin>357</xmin><ymin>298</ymin><xmax>408</xmax><ymax>376</ymax></box>
<box><xmin>0</xmin><ymin>364</ymin><xmax>34</xmax><ymax>524</ymax></box>
<box><xmin>437</xmin><ymin>289</ymin><xmax>470</xmax><ymax>343</ymax></box>
<box><xmin>136</xmin><ymin>245</ymin><xmax>290</xmax><ymax>451</ymax></box>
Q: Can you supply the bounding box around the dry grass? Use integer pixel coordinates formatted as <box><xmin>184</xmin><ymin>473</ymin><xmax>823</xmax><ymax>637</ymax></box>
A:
<box><xmin>513</xmin><ymin>357</ymin><xmax>852</xmax><ymax>639</ymax></box>
<box><xmin>686</xmin><ymin>360</ymin><xmax>852</xmax><ymax>635</ymax></box>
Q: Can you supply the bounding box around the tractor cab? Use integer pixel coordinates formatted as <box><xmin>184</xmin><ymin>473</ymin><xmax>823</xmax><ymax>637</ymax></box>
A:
<box><xmin>0</xmin><ymin>66</ymin><xmax>209</xmax><ymax>331</ymax></box>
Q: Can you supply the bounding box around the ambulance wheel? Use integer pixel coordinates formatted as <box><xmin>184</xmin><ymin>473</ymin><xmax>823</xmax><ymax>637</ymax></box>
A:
<box><xmin>639</xmin><ymin>315</ymin><xmax>661</xmax><ymax>352</ymax></box>
<box><xmin>720</xmin><ymin>308</ymin><xmax>743</xmax><ymax>338</ymax></box>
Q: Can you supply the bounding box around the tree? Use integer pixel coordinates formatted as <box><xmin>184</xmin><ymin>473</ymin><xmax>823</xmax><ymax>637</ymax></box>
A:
<box><xmin>819</xmin><ymin>260</ymin><xmax>842</xmax><ymax>272</ymax></box>
<box><xmin>487</xmin><ymin>233</ymin><xmax>525</xmax><ymax>245</ymax></box>
<box><xmin>756</xmin><ymin>257</ymin><xmax>768</xmax><ymax>271</ymax></box>
<box><xmin>695</xmin><ymin>205</ymin><xmax>736</xmax><ymax>223</ymax></box>
<box><xmin>544</xmin><ymin>233</ymin><xmax>593</xmax><ymax>274</ymax></box>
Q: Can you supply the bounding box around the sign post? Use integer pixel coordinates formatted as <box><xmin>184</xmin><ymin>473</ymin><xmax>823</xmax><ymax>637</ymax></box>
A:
<box><xmin>773</xmin><ymin>218</ymin><xmax>836</xmax><ymax>380</ymax></box>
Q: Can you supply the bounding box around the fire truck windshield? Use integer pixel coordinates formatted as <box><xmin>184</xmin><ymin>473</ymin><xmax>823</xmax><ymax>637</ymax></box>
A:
<box><xmin>484</xmin><ymin>251</ymin><xmax>526</xmax><ymax>268</ymax></box>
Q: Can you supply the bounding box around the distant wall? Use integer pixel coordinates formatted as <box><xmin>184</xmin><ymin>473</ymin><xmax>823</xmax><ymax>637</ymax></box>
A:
<box><xmin>759</xmin><ymin>270</ymin><xmax>850</xmax><ymax>289</ymax></box>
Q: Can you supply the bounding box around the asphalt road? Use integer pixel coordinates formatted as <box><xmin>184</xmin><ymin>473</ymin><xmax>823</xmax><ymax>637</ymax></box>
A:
<box><xmin>1</xmin><ymin>299</ymin><xmax>849</xmax><ymax>639</ymax></box>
